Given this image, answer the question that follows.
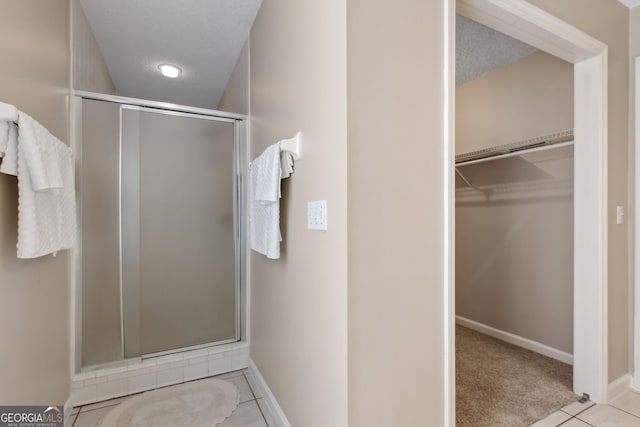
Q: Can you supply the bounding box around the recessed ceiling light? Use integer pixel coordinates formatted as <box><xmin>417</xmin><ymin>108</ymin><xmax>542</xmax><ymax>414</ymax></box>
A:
<box><xmin>159</xmin><ymin>64</ymin><xmax>182</xmax><ymax>78</ymax></box>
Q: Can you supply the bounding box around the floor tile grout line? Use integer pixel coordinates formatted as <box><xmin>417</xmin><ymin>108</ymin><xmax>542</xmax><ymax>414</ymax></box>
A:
<box><xmin>79</xmin><ymin>401</ymin><xmax>121</xmax><ymax>413</ymax></box>
<box><xmin>560</xmin><ymin>403</ymin><xmax>595</xmax><ymax>418</ymax></box>
<box><xmin>554</xmin><ymin>413</ymin><xmax>597</xmax><ymax>427</ymax></box>
<box><xmin>560</xmin><ymin>414</ymin><xmax>596</xmax><ymax>427</ymax></box>
<box><xmin>607</xmin><ymin>404</ymin><xmax>640</xmax><ymax>420</ymax></box>
<box><xmin>241</xmin><ymin>371</ymin><xmax>270</xmax><ymax>425</ymax></box>
<box><xmin>555</xmin><ymin>415</ymin><xmax>575</xmax><ymax>426</ymax></box>
<box><xmin>254</xmin><ymin>398</ymin><xmax>270</xmax><ymax>426</ymax></box>
<box><xmin>243</xmin><ymin>372</ymin><xmax>259</xmax><ymax>401</ymax></box>
<box><xmin>572</xmin><ymin>418</ymin><xmax>596</xmax><ymax>427</ymax></box>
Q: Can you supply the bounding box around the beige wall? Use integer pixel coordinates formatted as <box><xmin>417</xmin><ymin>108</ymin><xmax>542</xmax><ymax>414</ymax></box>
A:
<box><xmin>71</xmin><ymin>0</ymin><xmax>115</xmax><ymax>94</ymax></box>
<box><xmin>456</xmin><ymin>51</ymin><xmax>574</xmax><ymax>154</ymax></box>
<box><xmin>632</xmin><ymin>8</ymin><xmax>640</xmax><ymax>67</ymax></box>
<box><xmin>455</xmin><ymin>51</ymin><xmax>574</xmax><ymax>353</ymax></box>
<box><xmin>249</xmin><ymin>1</ymin><xmax>348</xmax><ymax>426</ymax></box>
<box><xmin>250</xmin><ymin>0</ymin><xmax>448</xmax><ymax>423</ymax></box>
<box><xmin>456</xmin><ymin>151</ymin><xmax>574</xmax><ymax>353</ymax></box>
<box><xmin>0</xmin><ymin>0</ymin><xmax>71</xmax><ymax>404</ymax></box>
<box><xmin>526</xmin><ymin>0</ymin><xmax>631</xmax><ymax>383</ymax></box>
<box><xmin>218</xmin><ymin>41</ymin><xmax>249</xmax><ymax>114</ymax></box>
<box><xmin>347</xmin><ymin>1</ymin><xmax>446</xmax><ymax>426</ymax></box>
<box><xmin>631</xmin><ymin>7</ymin><xmax>640</xmax><ymax>149</ymax></box>
<box><xmin>629</xmin><ymin>5</ymin><xmax>640</xmax><ymax>381</ymax></box>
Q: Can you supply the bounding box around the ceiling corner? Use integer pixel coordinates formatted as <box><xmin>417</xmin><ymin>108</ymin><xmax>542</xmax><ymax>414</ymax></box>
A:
<box><xmin>618</xmin><ymin>0</ymin><xmax>640</xmax><ymax>9</ymax></box>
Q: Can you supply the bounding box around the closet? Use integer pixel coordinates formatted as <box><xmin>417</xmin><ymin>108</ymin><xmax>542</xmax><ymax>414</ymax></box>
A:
<box><xmin>455</xmin><ymin>15</ymin><xmax>577</xmax><ymax>426</ymax></box>
<box><xmin>455</xmin><ymin>132</ymin><xmax>574</xmax><ymax>350</ymax></box>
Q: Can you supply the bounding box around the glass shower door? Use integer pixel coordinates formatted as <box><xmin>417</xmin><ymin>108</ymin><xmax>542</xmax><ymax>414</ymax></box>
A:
<box><xmin>121</xmin><ymin>107</ymin><xmax>238</xmax><ymax>357</ymax></box>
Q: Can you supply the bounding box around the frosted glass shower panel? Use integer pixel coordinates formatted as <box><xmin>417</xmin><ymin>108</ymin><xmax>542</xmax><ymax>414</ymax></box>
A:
<box><xmin>122</xmin><ymin>109</ymin><xmax>237</xmax><ymax>357</ymax></box>
<box><xmin>81</xmin><ymin>99</ymin><xmax>123</xmax><ymax>367</ymax></box>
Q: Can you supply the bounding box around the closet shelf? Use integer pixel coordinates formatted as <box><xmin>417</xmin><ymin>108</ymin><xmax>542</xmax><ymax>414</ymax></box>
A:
<box><xmin>455</xmin><ymin>129</ymin><xmax>574</xmax><ymax>165</ymax></box>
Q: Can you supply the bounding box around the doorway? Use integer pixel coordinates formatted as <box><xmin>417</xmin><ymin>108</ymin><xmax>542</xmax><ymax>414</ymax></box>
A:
<box><xmin>445</xmin><ymin>0</ymin><xmax>609</xmax><ymax>424</ymax></box>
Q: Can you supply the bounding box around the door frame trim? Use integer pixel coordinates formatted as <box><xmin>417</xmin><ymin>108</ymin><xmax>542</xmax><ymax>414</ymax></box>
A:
<box><xmin>446</xmin><ymin>1</ymin><xmax>609</xmax><ymax>422</ymax></box>
<box><xmin>633</xmin><ymin>56</ymin><xmax>640</xmax><ymax>392</ymax></box>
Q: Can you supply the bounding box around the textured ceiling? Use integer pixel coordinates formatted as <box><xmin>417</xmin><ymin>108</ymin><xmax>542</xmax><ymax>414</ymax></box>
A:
<box><xmin>456</xmin><ymin>15</ymin><xmax>538</xmax><ymax>87</ymax></box>
<box><xmin>82</xmin><ymin>5</ymin><xmax>535</xmax><ymax>105</ymax></box>
<box><xmin>80</xmin><ymin>0</ymin><xmax>261</xmax><ymax>108</ymax></box>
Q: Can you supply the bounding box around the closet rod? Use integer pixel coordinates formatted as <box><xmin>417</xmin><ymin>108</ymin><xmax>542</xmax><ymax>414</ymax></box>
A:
<box><xmin>455</xmin><ymin>129</ymin><xmax>574</xmax><ymax>166</ymax></box>
<box><xmin>456</xmin><ymin>140</ymin><xmax>574</xmax><ymax>167</ymax></box>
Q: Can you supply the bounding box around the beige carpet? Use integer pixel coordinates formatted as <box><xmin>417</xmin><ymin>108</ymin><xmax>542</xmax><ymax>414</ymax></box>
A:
<box><xmin>99</xmin><ymin>377</ymin><xmax>239</xmax><ymax>427</ymax></box>
<box><xmin>456</xmin><ymin>325</ymin><xmax>578</xmax><ymax>427</ymax></box>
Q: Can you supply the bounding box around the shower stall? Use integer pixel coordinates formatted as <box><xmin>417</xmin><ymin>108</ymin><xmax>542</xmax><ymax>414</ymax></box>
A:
<box><xmin>74</xmin><ymin>93</ymin><xmax>246</xmax><ymax>370</ymax></box>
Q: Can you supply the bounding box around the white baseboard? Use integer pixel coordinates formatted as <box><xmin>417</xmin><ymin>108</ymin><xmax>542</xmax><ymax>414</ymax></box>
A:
<box><xmin>247</xmin><ymin>359</ymin><xmax>291</xmax><ymax>427</ymax></box>
<box><xmin>456</xmin><ymin>316</ymin><xmax>574</xmax><ymax>365</ymax></box>
<box><xmin>608</xmin><ymin>374</ymin><xmax>631</xmax><ymax>402</ymax></box>
<box><xmin>64</xmin><ymin>396</ymin><xmax>73</xmax><ymax>426</ymax></box>
<box><xmin>631</xmin><ymin>374</ymin><xmax>640</xmax><ymax>393</ymax></box>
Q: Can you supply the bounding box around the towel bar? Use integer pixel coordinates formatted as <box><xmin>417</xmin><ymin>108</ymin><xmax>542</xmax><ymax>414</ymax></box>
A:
<box><xmin>279</xmin><ymin>132</ymin><xmax>302</xmax><ymax>160</ymax></box>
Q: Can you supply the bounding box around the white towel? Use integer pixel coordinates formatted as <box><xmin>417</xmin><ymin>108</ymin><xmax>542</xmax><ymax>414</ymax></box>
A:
<box><xmin>0</xmin><ymin>122</ymin><xmax>18</xmax><ymax>174</ymax></box>
<box><xmin>280</xmin><ymin>151</ymin><xmax>294</xmax><ymax>179</ymax></box>
<box><xmin>0</xmin><ymin>112</ymin><xmax>77</xmax><ymax>258</ymax></box>
<box><xmin>0</xmin><ymin>121</ymin><xmax>9</xmax><ymax>157</ymax></box>
<box><xmin>250</xmin><ymin>143</ymin><xmax>282</xmax><ymax>259</ymax></box>
<box><xmin>18</xmin><ymin>112</ymin><xmax>65</xmax><ymax>191</ymax></box>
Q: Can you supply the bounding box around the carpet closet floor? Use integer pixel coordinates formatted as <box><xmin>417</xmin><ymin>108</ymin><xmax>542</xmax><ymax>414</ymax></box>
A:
<box><xmin>456</xmin><ymin>325</ymin><xmax>578</xmax><ymax>427</ymax></box>
<box><xmin>69</xmin><ymin>369</ymin><xmax>276</xmax><ymax>427</ymax></box>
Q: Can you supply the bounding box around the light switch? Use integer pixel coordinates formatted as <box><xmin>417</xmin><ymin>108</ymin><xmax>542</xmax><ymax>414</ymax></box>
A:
<box><xmin>616</xmin><ymin>205</ymin><xmax>624</xmax><ymax>225</ymax></box>
<box><xmin>308</xmin><ymin>200</ymin><xmax>327</xmax><ymax>230</ymax></box>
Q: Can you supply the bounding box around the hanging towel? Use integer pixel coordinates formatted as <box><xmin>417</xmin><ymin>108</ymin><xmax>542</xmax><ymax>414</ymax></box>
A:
<box><xmin>0</xmin><ymin>121</ymin><xmax>18</xmax><ymax>174</ymax></box>
<box><xmin>0</xmin><ymin>121</ymin><xmax>10</xmax><ymax>157</ymax></box>
<box><xmin>280</xmin><ymin>150</ymin><xmax>294</xmax><ymax>179</ymax></box>
<box><xmin>0</xmin><ymin>112</ymin><xmax>77</xmax><ymax>258</ymax></box>
<box><xmin>250</xmin><ymin>143</ymin><xmax>282</xmax><ymax>259</ymax></box>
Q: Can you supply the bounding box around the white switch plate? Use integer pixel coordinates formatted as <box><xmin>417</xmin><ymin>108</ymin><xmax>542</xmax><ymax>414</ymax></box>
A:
<box><xmin>617</xmin><ymin>205</ymin><xmax>624</xmax><ymax>225</ymax></box>
<box><xmin>308</xmin><ymin>200</ymin><xmax>327</xmax><ymax>230</ymax></box>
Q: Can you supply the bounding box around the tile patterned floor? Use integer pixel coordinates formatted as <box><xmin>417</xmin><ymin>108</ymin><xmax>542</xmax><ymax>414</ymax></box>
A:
<box><xmin>532</xmin><ymin>390</ymin><xmax>640</xmax><ymax>426</ymax></box>
<box><xmin>68</xmin><ymin>373</ymin><xmax>640</xmax><ymax>427</ymax></box>
<box><xmin>68</xmin><ymin>369</ymin><xmax>275</xmax><ymax>427</ymax></box>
